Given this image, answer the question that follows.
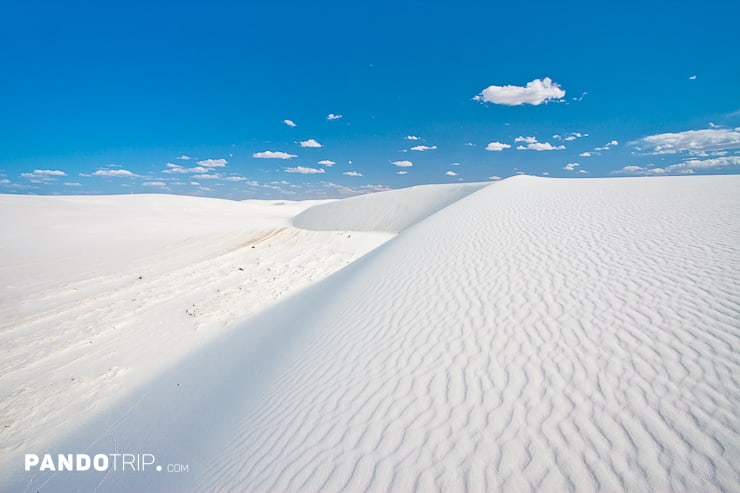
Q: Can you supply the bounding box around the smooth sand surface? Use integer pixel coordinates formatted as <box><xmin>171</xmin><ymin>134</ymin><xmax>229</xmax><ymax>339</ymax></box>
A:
<box><xmin>2</xmin><ymin>175</ymin><xmax>739</xmax><ymax>492</ymax></box>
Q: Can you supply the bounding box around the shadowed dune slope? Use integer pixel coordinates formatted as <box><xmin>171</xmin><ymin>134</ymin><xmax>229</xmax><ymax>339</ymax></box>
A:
<box><xmin>293</xmin><ymin>182</ymin><xmax>488</xmax><ymax>232</ymax></box>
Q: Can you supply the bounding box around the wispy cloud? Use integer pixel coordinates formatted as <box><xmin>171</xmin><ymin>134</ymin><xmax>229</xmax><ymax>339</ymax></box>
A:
<box><xmin>635</xmin><ymin>128</ymin><xmax>740</xmax><ymax>154</ymax></box>
<box><xmin>317</xmin><ymin>160</ymin><xmax>335</xmax><ymax>166</ymax></box>
<box><xmin>397</xmin><ymin>171</ymin><xmax>408</xmax><ymax>175</ymax></box>
<box><xmin>176</xmin><ymin>155</ymin><xmax>192</xmax><ymax>160</ymax></box>
<box><xmin>485</xmin><ymin>141</ymin><xmax>511</xmax><ymax>151</ymax></box>
<box><xmin>326</xmin><ymin>113</ymin><xmax>342</xmax><ymax>120</ymax></box>
<box><xmin>24</xmin><ymin>169</ymin><xmax>66</xmax><ymax>177</ymax></box>
<box><xmin>563</xmin><ymin>162</ymin><xmax>580</xmax><ymax>171</ymax></box>
<box><xmin>475</xmin><ymin>77</ymin><xmax>565</xmax><ymax>106</ymax></box>
<box><xmin>579</xmin><ymin>152</ymin><xmax>592</xmax><ymax>157</ymax></box>
<box><xmin>594</xmin><ymin>140</ymin><xmax>619</xmax><ymax>151</ymax></box>
<box><xmin>92</xmin><ymin>168</ymin><xmax>139</xmax><ymax>177</ymax></box>
<box><xmin>343</xmin><ymin>171</ymin><xmax>363</xmax><ymax>177</ymax></box>
<box><xmin>489</xmin><ymin>176</ymin><xmax>502</xmax><ymax>180</ymax></box>
<box><xmin>253</xmin><ymin>151</ymin><xmax>298</xmax><ymax>159</ymax></box>
<box><xmin>405</xmin><ymin>135</ymin><xmax>420</xmax><ymax>140</ymax></box>
<box><xmin>143</xmin><ymin>181</ymin><xmax>167</xmax><ymax>187</ymax></box>
<box><xmin>515</xmin><ymin>136</ymin><xmax>538</xmax><ymax>143</ymax></box>
<box><xmin>518</xmin><ymin>142</ymin><xmax>565</xmax><ymax>151</ymax></box>
<box><xmin>283</xmin><ymin>119</ymin><xmax>297</xmax><ymax>127</ymax></box>
<box><xmin>614</xmin><ymin>156</ymin><xmax>740</xmax><ymax>175</ymax></box>
<box><xmin>392</xmin><ymin>160</ymin><xmax>413</xmax><ymax>167</ymax></box>
<box><xmin>299</xmin><ymin>139</ymin><xmax>322</xmax><ymax>148</ymax></box>
<box><xmin>285</xmin><ymin>166</ymin><xmax>325</xmax><ymax>174</ymax></box>
<box><xmin>197</xmin><ymin>158</ymin><xmax>227</xmax><ymax>167</ymax></box>
<box><xmin>163</xmin><ymin>164</ymin><xmax>209</xmax><ymax>174</ymax></box>
<box><xmin>410</xmin><ymin>145</ymin><xmax>437</xmax><ymax>151</ymax></box>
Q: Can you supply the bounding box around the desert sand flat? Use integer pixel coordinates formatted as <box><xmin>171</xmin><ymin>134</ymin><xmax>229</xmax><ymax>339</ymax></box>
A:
<box><xmin>1</xmin><ymin>175</ymin><xmax>739</xmax><ymax>492</ymax></box>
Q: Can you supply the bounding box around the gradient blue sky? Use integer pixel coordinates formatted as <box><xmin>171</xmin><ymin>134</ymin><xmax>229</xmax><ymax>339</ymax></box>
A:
<box><xmin>2</xmin><ymin>0</ymin><xmax>739</xmax><ymax>198</ymax></box>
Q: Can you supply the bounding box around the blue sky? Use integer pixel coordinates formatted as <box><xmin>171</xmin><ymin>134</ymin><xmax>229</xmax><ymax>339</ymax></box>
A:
<box><xmin>1</xmin><ymin>0</ymin><xmax>739</xmax><ymax>199</ymax></box>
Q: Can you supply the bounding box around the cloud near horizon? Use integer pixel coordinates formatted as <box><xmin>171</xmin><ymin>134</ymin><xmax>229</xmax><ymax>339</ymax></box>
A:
<box><xmin>475</xmin><ymin>77</ymin><xmax>565</xmax><ymax>106</ymax></box>
<box><xmin>635</xmin><ymin>128</ymin><xmax>740</xmax><ymax>154</ymax></box>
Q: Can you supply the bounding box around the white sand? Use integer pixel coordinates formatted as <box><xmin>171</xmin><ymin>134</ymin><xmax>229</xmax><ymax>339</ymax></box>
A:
<box><xmin>2</xmin><ymin>176</ymin><xmax>739</xmax><ymax>492</ymax></box>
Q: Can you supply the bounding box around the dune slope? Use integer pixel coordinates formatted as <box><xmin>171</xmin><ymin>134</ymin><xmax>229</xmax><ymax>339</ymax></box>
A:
<box><xmin>4</xmin><ymin>175</ymin><xmax>740</xmax><ymax>492</ymax></box>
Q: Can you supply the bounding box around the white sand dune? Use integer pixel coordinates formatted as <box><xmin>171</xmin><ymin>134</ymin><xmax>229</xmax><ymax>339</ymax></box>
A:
<box><xmin>2</xmin><ymin>176</ymin><xmax>740</xmax><ymax>492</ymax></box>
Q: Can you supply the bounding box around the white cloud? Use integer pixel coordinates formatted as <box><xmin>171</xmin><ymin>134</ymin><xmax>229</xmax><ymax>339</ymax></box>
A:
<box><xmin>563</xmin><ymin>162</ymin><xmax>580</xmax><ymax>171</ymax></box>
<box><xmin>285</xmin><ymin>166</ymin><xmax>325</xmax><ymax>174</ymax></box>
<box><xmin>689</xmin><ymin>75</ymin><xmax>697</xmax><ymax>80</ymax></box>
<box><xmin>446</xmin><ymin>171</ymin><xmax>458</xmax><ymax>176</ymax></box>
<box><xmin>636</xmin><ymin>128</ymin><xmax>740</xmax><ymax>154</ymax></box>
<box><xmin>410</xmin><ymin>145</ymin><xmax>437</xmax><ymax>151</ymax></box>
<box><xmin>475</xmin><ymin>77</ymin><xmax>565</xmax><ymax>106</ymax></box>
<box><xmin>326</xmin><ymin>113</ymin><xmax>342</xmax><ymax>120</ymax></box>
<box><xmin>405</xmin><ymin>135</ymin><xmax>420</xmax><ymax>140</ymax></box>
<box><xmin>253</xmin><ymin>151</ymin><xmax>298</xmax><ymax>159</ymax></box>
<box><xmin>190</xmin><ymin>181</ymin><xmax>200</xmax><ymax>186</ymax></box>
<box><xmin>489</xmin><ymin>176</ymin><xmax>502</xmax><ymax>180</ymax></box>
<box><xmin>464</xmin><ymin>142</ymin><xmax>476</xmax><ymax>147</ymax></box>
<box><xmin>578</xmin><ymin>169</ymin><xmax>589</xmax><ymax>174</ymax></box>
<box><xmin>392</xmin><ymin>160</ymin><xmax>413</xmax><ymax>167</ymax></box>
<box><xmin>21</xmin><ymin>169</ymin><xmax>67</xmax><ymax>182</ymax></box>
<box><xmin>283</xmin><ymin>119</ymin><xmax>297</xmax><ymax>127</ymax></box>
<box><xmin>317</xmin><ymin>160</ymin><xmax>335</xmax><ymax>166</ymax></box>
<box><xmin>192</xmin><ymin>174</ymin><xmax>222</xmax><ymax>180</ymax></box>
<box><xmin>299</xmin><ymin>139</ymin><xmax>322</xmax><ymax>148</ymax></box>
<box><xmin>197</xmin><ymin>158</ymin><xmax>227</xmax><ymax>167</ymax></box>
<box><xmin>176</xmin><ymin>155</ymin><xmax>192</xmax><ymax>160</ymax></box>
<box><xmin>485</xmin><ymin>141</ymin><xmax>511</xmax><ymax>151</ymax></box>
<box><xmin>0</xmin><ymin>179</ymin><xmax>10</xmax><ymax>184</ymax></box>
<box><xmin>397</xmin><ymin>171</ymin><xmax>408</xmax><ymax>175</ymax></box>
<box><xmin>579</xmin><ymin>152</ymin><xmax>593</xmax><ymax>157</ymax></box>
<box><xmin>594</xmin><ymin>140</ymin><xmax>619</xmax><ymax>151</ymax></box>
<box><xmin>450</xmin><ymin>162</ymin><xmax>461</xmax><ymax>166</ymax></box>
<box><xmin>615</xmin><ymin>156</ymin><xmax>740</xmax><ymax>175</ymax></box>
<box><xmin>63</xmin><ymin>182</ymin><xmax>81</xmax><ymax>186</ymax></box>
<box><xmin>143</xmin><ymin>181</ymin><xmax>167</xmax><ymax>187</ymax></box>
<box><xmin>223</xmin><ymin>176</ymin><xmax>250</xmax><ymax>182</ymax></box>
<box><xmin>164</xmin><ymin>165</ymin><xmax>209</xmax><ymax>174</ymax></box>
<box><xmin>515</xmin><ymin>136</ymin><xmax>538</xmax><ymax>143</ymax></box>
<box><xmin>343</xmin><ymin>171</ymin><xmax>363</xmax><ymax>177</ymax></box>
<box><xmin>92</xmin><ymin>169</ymin><xmax>138</xmax><ymax>177</ymax></box>
<box><xmin>518</xmin><ymin>142</ymin><xmax>565</xmax><ymax>151</ymax></box>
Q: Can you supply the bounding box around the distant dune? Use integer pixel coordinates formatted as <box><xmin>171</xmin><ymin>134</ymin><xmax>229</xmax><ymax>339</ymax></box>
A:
<box><xmin>2</xmin><ymin>175</ymin><xmax>739</xmax><ymax>492</ymax></box>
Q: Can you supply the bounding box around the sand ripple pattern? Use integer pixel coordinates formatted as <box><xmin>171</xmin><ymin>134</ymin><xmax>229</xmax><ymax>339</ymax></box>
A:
<box><xmin>199</xmin><ymin>176</ymin><xmax>740</xmax><ymax>492</ymax></box>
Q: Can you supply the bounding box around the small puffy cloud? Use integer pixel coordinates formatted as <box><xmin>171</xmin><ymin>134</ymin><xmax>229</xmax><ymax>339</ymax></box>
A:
<box><xmin>223</xmin><ymin>176</ymin><xmax>250</xmax><ymax>182</ymax></box>
<box><xmin>689</xmin><ymin>75</ymin><xmax>697</xmax><ymax>80</ymax></box>
<box><xmin>92</xmin><ymin>169</ymin><xmax>138</xmax><ymax>177</ymax></box>
<box><xmin>410</xmin><ymin>145</ymin><xmax>437</xmax><ymax>151</ymax></box>
<box><xmin>489</xmin><ymin>176</ymin><xmax>502</xmax><ymax>180</ymax></box>
<box><xmin>578</xmin><ymin>169</ymin><xmax>589</xmax><ymax>174</ymax></box>
<box><xmin>192</xmin><ymin>174</ymin><xmax>222</xmax><ymax>180</ymax></box>
<box><xmin>176</xmin><ymin>155</ymin><xmax>192</xmax><ymax>160</ymax></box>
<box><xmin>197</xmin><ymin>158</ymin><xmax>227</xmax><ymax>167</ymax></box>
<box><xmin>635</xmin><ymin>128</ymin><xmax>740</xmax><ymax>154</ymax></box>
<box><xmin>0</xmin><ymin>179</ymin><xmax>10</xmax><ymax>184</ymax></box>
<box><xmin>579</xmin><ymin>152</ymin><xmax>593</xmax><ymax>157</ymax></box>
<box><xmin>464</xmin><ymin>142</ymin><xmax>476</xmax><ymax>146</ymax></box>
<box><xmin>397</xmin><ymin>171</ymin><xmax>408</xmax><ymax>175</ymax></box>
<box><xmin>475</xmin><ymin>77</ymin><xmax>565</xmax><ymax>106</ymax></box>
<box><xmin>21</xmin><ymin>169</ymin><xmax>67</xmax><ymax>182</ymax></box>
<box><xmin>519</xmin><ymin>142</ymin><xmax>565</xmax><ymax>151</ymax></box>
<box><xmin>392</xmin><ymin>160</ymin><xmax>413</xmax><ymax>167</ymax></box>
<box><xmin>515</xmin><ymin>136</ymin><xmax>538</xmax><ymax>143</ymax></box>
<box><xmin>285</xmin><ymin>166</ymin><xmax>325</xmax><ymax>174</ymax></box>
<box><xmin>343</xmin><ymin>171</ymin><xmax>363</xmax><ymax>177</ymax></box>
<box><xmin>614</xmin><ymin>165</ymin><xmax>665</xmax><ymax>175</ymax></box>
<box><xmin>405</xmin><ymin>135</ymin><xmax>420</xmax><ymax>140</ymax></box>
<box><xmin>253</xmin><ymin>151</ymin><xmax>298</xmax><ymax>159</ymax></box>
<box><xmin>326</xmin><ymin>113</ymin><xmax>342</xmax><ymax>120</ymax></box>
<box><xmin>299</xmin><ymin>139</ymin><xmax>322</xmax><ymax>148</ymax></box>
<box><xmin>485</xmin><ymin>141</ymin><xmax>511</xmax><ymax>151</ymax></box>
<box><xmin>190</xmin><ymin>181</ymin><xmax>200</xmax><ymax>186</ymax></box>
<box><xmin>317</xmin><ymin>160</ymin><xmax>335</xmax><ymax>166</ymax></box>
<box><xmin>143</xmin><ymin>181</ymin><xmax>167</xmax><ymax>187</ymax></box>
<box><xmin>594</xmin><ymin>140</ymin><xmax>619</xmax><ymax>151</ymax></box>
<box><xmin>563</xmin><ymin>162</ymin><xmax>580</xmax><ymax>171</ymax></box>
<box><xmin>445</xmin><ymin>171</ymin><xmax>458</xmax><ymax>176</ymax></box>
<box><xmin>556</xmin><ymin>132</ymin><xmax>587</xmax><ymax>141</ymax></box>
<box><xmin>283</xmin><ymin>119</ymin><xmax>297</xmax><ymax>127</ymax></box>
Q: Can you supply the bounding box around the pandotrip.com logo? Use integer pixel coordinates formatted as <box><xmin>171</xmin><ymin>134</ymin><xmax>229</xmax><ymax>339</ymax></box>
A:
<box><xmin>25</xmin><ymin>453</ymin><xmax>190</xmax><ymax>473</ymax></box>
